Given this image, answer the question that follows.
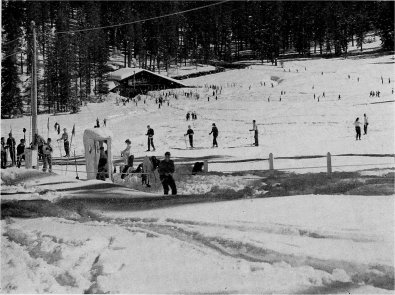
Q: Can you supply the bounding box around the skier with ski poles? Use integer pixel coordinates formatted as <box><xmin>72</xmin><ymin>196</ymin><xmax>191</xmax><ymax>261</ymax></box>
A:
<box><xmin>249</xmin><ymin>120</ymin><xmax>259</xmax><ymax>146</ymax></box>
<box><xmin>184</xmin><ymin>125</ymin><xmax>194</xmax><ymax>148</ymax></box>
<box><xmin>209</xmin><ymin>123</ymin><xmax>219</xmax><ymax>148</ymax></box>
<box><xmin>146</xmin><ymin>125</ymin><xmax>155</xmax><ymax>151</ymax></box>
<box><xmin>57</xmin><ymin>128</ymin><xmax>70</xmax><ymax>157</ymax></box>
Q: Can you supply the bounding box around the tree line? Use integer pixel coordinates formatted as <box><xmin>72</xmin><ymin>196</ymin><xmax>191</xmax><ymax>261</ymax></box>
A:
<box><xmin>2</xmin><ymin>1</ymin><xmax>394</xmax><ymax>117</ymax></box>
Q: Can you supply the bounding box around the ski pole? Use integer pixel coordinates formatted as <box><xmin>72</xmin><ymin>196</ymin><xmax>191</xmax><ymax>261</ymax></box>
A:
<box><xmin>184</xmin><ymin>135</ymin><xmax>187</xmax><ymax>148</ymax></box>
<box><xmin>74</xmin><ymin>150</ymin><xmax>79</xmax><ymax>179</ymax></box>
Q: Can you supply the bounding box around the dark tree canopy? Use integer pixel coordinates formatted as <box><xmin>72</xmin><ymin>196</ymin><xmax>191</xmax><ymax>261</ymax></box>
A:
<box><xmin>1</xmin><ymin>1</ymin><xmax>394</xmax><ymax>117</ymax></box>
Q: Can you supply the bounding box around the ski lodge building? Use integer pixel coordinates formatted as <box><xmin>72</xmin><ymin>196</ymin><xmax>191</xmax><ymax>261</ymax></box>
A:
<box><xmin>103</xmin><ymin>68</ymin><xmax>188</xmax><ymax>97</ymax></box>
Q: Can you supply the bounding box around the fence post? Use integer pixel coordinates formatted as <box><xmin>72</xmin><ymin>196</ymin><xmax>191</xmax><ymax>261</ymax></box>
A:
<box><xmin>327</xmin><ymin>152</ymin><xmax>332</xmax><ymax>176</ymax></box>
<box><xmin>269</xmin><ymin>153</ymin><xmax>274</xmax><ymax>171</ymax></box>
<box><xmin>204</xmin><ymin>160</ymin><xmax>208</xmax><ymax>173</ymax></box>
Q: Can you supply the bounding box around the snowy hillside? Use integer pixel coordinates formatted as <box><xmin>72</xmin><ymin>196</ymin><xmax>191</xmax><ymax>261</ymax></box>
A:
<box><xmin>1</xmin><ymin>53</ymin><xmax>394</xmax><ymax>294</ymax></box>
<box><xmin>2</xmin><ymin>53</ymin><xmax>394</xmax><ymax>178</ymax></box>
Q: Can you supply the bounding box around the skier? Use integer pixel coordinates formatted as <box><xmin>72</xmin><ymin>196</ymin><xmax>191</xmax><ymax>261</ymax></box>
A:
<box><xmin>146</xmin><ymin>125</ymin><xmax>155</xmax><ymax>151</ymax></box>
<box><xmin>42</xmin><ymin>138</ymin><xmax>53</xmax><ymax>172</ymax></box>
<box><xmin>7</xmin><ymin>133</ymin><xmax>16</xmax><ymax>166</ymax></box>
<box><xmin>158</xmin><ymin>152</ymin><xmax>177</xmax><ymax>195</ymax></box>
<box><xmin>184</xmin><ymin>125</ymin><xmax>194</xmax><ymax>148</ymax></box>
<box><xmin>57</xmin><ymin>128</ymin><xmax>70</xmax><ymax>157</ymax></box>
<box><xmin>354</xmin><ymin>118</ymin><xmax>362</xmax><ymax>140</ymax></box>
<box><xmin>249</xmin><ymin>120</ymin><xmax>259</xmax><ymax>146</ymax></box>
<box><xmin>16</xmin><ymin>139</ymin><xmax>25</xmax><ymax>168</ymax></box>
<box><xmin>209</xmin><ymin>123</ymin><xmax>219</xmax><ymax>148</ymax></box>
<box><xmin>103</xmin><ymin>118</ymin><xmax>107</xmax><ymax>127</ymax></box>
<box><xmin>1</xmin><ymin>137</ymin><xmax>8</xmax><ymax>169</ymax></box>
<box><xmin>121</xmin><ymin>139</ymin><xmax>133</xmax><ymax>179</ymax></box>
<box><xmin>96</xmin><ymin>118</ymin><xmax>100</xmax><ymax>128</ymax></box>
<box><xmin>186</xmin><ymin>112</ymin><xmax>190</xmax><ymax>121</ymax></box>
<box><xmin>363</xmin><ymin>113</ymin><xmax>369</xmax><ymax>135</ymax></box>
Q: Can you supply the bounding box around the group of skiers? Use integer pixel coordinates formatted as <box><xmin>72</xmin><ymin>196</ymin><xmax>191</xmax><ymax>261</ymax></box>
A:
<box><xmin>117</xmin><ymin>138</ymin><xmax>177</xmax><ymax>195</ymax></box>
<box><xmin>94</xmin><ymin>117</ymin><xmax>107</xmax><ymax>128</ymax></box>
<box><xmin>1</xmin><ymin>127</ymin><xmax>71</xmax><ymax>172</ymax></box>
<box><xmin>369</xmin><ymin>91</ymin><xmax>381</xmax><ymax>98</ymax></box>
<box><xmin>354</xmin><ymin>113</ymin><xmax>369</xmax><ymax>140</ymax></box>
<box><xmin>186</xmin><ymin>112</ymin><xmax>198</xmax><ymax>121</ymax></box>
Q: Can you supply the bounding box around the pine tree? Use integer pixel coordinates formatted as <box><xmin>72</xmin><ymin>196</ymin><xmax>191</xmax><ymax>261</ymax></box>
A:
<box><xmin>1</xmin><ymin>0</ymin><xmax>23</xmax><ymax>118</ymax></box>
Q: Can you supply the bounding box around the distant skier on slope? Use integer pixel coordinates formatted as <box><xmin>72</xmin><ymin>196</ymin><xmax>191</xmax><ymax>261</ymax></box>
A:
<box><xmin>249</xmin><ymin>120</ymin><xmax>259</xmax><ymax>146</ymax></box>
<box><xmin>184</xmin><ymin>125</ymin><xmax>194</xmax><ymax>148</ymax></box>
<box><xmin>209</xmin><ymin>123</ymin><xmax>219</xmax><ymax>148</ymax></box>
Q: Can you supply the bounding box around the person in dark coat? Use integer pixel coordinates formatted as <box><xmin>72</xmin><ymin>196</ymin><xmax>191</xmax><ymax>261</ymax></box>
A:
<box><xmin>184</xmin><ymin>125</ymin><xmax>194</xmax><ymax>148</ymax></box>
<box><xmin>146</xmin><ymin>125</ymin><xmax>155</xmax><ymax>151</ymax></box>
<box><xmin>1</xmin><ymin>137</ymin><xmax>8</xmax><ymax>169</ymax></box>
<box><xmin>158</xmin><ymin>152</ymin><xmax>177</xmax><ymax>195</ymax></box>
<box><xmin>7</xmin><ymin>133</ymin><xmax>16</xmax><ymax>166</ymax></box>
<box><xmin>354</xmin><ymin>118</ymin><xmax>362</xmax><ymax>140</ymax></box>
<box><xmin>96</xmin><ymin>146</ymin><xmax>108</xmax><ymax>181</ymax></box>
<box><xmin>16</xmin><ymin>139</ymin><xmax>25</xmax><ymax>168</ymax></box>
<box><xmin>209</xmin><ymin>123</ymin><xmax>219</xmax><ymax>147</ymax></box>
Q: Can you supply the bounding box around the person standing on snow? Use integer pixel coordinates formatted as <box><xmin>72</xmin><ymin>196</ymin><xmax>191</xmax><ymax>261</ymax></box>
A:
<box><xmin>354</xmin><ymin>118</ymin><xmax>362</xmax><ymax>140</ymax></box>
<box><xmin>121</xmin><ymin>139</ymin><xmax>133</xmax><ymax>179</ymax></box>
<box><xmin>146</xmin><ymin>125</ymin><xmax>155</xmax><ymax>151</ymax></box>
<box><xmin>363</xmin><ymin>114</ymin><xmax>369</xmax><ymax>135</ymax></box>
<box><xmin>184</xmin><ymin>125</ymin><xmax>194</xmax><ymax>148</ymax></box>
<box><xmin>16</xmin><ymin>139</ymin><xmax>26</xmax><ymax>168</ymax></box>
<box><xmin>249</xmin><ymin>120</ymin><xmax>259</xmax><ymax>146</ymax></box>
<box><xmin>42</xmin><ymin>138</ymin><xmax>53</xmax><ymax>173</ymax></box>
<box><xmin>1</xmin><ymin>137</ymin><xmax>8</xmax><ymax>169</ymax></box>
<box><xmin>96</xmin><ymin>146</ymin><xmax>108</xmax><ymax>181</ymax></box>
<box><xmin>6</xmin><ymin>133</ymin><xmax>16</xmax><ymax>166</ymax></box>
<box><xmin>209</xmin><ymin>123</ymin><xmax>219</xmax><ymax>148</ymax></box>
<box><xmin>57</xmin><ymin>128</ymin><xmax>70</xmax><ymax>157</ymax></box>
<box><xmin>158</xmin><ymin>152</ymin><xmax>177</xmax><ymax>195</ymax></box>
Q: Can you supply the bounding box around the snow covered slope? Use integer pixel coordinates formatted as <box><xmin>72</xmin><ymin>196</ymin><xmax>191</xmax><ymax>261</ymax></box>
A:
<box><xmin>2</xmin><ymin>194</ymin><xmax>393</xmax><ymax>293</ymax></box>
<box><xmin>2</xmin><ymin>54</ymin><xmax>394</xmax><ymax>178</ymax></box>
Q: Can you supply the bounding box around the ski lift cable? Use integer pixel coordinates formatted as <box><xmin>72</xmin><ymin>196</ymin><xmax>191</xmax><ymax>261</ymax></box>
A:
<box><xmin>1</xmin><ymin>50</ymin><xmax>23</xmax><ymax>59</ymax></box>
<box><xmin>56</xmin><ymin>0</ymin><xmax>232</xmax><ymax>34</ymax></box>
<box><xmin>3</xmin><ymin>37</ymin><xmax>20</xmax><ymax>45</ymax></box>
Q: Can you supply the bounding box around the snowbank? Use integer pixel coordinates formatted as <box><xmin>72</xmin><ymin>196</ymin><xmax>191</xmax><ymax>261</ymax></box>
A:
<box><xmin>2</xmin><ymin>194</ymin><xmax>394</xmax><ymax>293</ymax></box>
